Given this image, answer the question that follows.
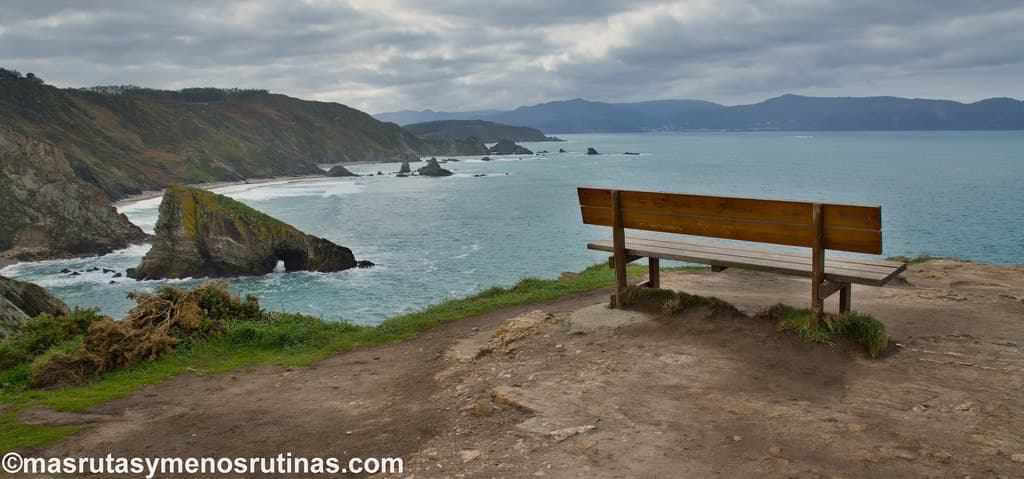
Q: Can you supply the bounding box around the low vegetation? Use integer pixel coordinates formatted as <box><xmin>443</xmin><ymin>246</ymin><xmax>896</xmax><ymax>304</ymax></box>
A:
<box><xmin>886</xmin><ymin>253</ymin><xmax>941</xmax><ymax>264</ymax></box>
<box><xmin>616</xmin><ymin>284</ymin><xmax>741</xmax><ymax>316</ymax></box>
<box><xmin>615</xmin><ymin>285</ymin><xmax>888</xmax><ymax>358</ymax></box>
<box><xmin>759</xmin><ymin>304</ymin><xmax>889</xmax><ymax>357</ymax></box>
<box><xmin>0</xmin><ymin>262</ymin><xmax>652</xmax><ymax>450</ymax></box>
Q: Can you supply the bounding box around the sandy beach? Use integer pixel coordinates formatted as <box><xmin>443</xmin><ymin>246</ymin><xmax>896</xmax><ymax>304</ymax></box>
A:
<box><xmin>111</xmin><ymin>159</ymin><xmax>410</xmax><ymax>207</ymax></box>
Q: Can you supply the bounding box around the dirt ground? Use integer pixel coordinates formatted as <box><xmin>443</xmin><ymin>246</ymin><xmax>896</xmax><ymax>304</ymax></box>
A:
<box><xmin>20</xmin><ymin>259</ymin><xmax>1024</xmax><ymax>478</ymax></box>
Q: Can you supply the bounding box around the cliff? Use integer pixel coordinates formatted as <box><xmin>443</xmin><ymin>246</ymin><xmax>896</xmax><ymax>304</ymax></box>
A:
<box><xmin>0</xmin><ymin>126</ymin><xmax>148</xmax><ymax>262</ymax></box>
<box><xmin>128</xmin><ymin>185</ymin><xmax>359</xmax><ymax>279</ymax></box>
<box><xmin>0</xmin><ymin>275</ymin><xmax>70</xmax><ymax>338</ymax></box>
<box><xmin>0</xmin><ymin>75</ymin><xmax>481</xmax><ymax>200</ymax></box>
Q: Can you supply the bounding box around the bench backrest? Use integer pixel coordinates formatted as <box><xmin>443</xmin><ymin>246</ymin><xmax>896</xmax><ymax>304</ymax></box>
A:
<box><xmin>578</xmin><ymin>187</ymin><xmax>882</xmax><ymax>254</ymax></box>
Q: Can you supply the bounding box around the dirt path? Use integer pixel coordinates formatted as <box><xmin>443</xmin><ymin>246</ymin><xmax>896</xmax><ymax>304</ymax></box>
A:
<box><xmin>23</xmin><ymin>259</ymin><xmax>1024</xmax><ymax>477</ymax></box>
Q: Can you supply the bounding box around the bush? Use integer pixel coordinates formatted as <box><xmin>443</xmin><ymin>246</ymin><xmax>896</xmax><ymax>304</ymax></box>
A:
<box><xmin>0</xmin><ymin>308</ymin><xmax>103</xmax><ymax>370</ymax></box>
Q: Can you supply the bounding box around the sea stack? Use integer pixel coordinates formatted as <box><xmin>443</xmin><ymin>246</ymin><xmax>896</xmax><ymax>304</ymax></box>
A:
<box><xmin>417</xmin><ymin>158</ymin><xmax>453</xmax><ymax>177</ymax></box>
<box><xmin>128</xmin><ymin>185</ymin><xmax>359</xmax><ymax>279</ymax></box>
<box><xmin>398</xmin><ymin>161</ymin><xmax>412</xmax><ymax>174</ymax></box>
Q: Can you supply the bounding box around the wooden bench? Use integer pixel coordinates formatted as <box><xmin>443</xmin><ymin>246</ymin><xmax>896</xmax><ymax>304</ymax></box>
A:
<box><xmin>577</xmin><ymin>187</ymin><xmax>906</xmax><ymax>326</ymax></box>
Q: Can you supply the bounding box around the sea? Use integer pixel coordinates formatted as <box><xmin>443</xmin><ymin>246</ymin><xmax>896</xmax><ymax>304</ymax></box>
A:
<box><xmin>2</xmin><ymin>131</ymin><xmax>1022</xmax><ymax>324</ymax></box>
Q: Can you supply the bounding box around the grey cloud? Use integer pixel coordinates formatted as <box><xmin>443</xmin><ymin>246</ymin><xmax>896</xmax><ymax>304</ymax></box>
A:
<box><xmin>1</xmin><ymin>1</ymin><xmax>1022</xmax><ymax>113</ymax></box>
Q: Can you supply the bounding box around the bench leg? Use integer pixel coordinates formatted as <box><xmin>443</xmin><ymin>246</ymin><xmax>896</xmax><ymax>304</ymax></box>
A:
<box><xmin>839</xmin><ymin>283</ymin><xmax>852</xmax><ymax>313</ymax></box>
<box><xmin>648</xmin><ymin>258</ymin><xmax>660</xmax><ymax>288</ymax></box>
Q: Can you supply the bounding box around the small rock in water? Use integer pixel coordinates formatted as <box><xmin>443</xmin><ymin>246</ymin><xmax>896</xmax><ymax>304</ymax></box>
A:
<box><xmin>112</xmin><ymin>272</ymin><xmax>122</xmax><ymax>278</ymax></box>
<box><xmin>69</xmin><ymin>271</ymin><xmax>80</xmax><ymax>276</ymax></box>
<box><xmin>586</xmin><ymin>147</ymin><xmax>600</xmax><ymax>155</ymax></box>
<box><xmin>356</xmin><ymin>260</ymin><xmax>375</xmax><ymax>268</ymax></box>
<box><xmin>59</xmin><ymin>268</ymin><xmax>71</xmax><ymax>274</ymax></box>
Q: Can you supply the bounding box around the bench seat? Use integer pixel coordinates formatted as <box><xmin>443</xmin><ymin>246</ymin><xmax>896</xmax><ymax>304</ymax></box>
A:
<box><xmin>588</xmin><ymin>233</ymin><xmax>906</xmax><ymax>287</ymax></box>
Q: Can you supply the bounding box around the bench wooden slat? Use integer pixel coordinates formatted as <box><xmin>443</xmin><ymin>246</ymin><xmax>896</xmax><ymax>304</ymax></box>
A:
<box><xmin>588</xmin><ymin>236</ymin><xmax>904</xmax><ymax>286</ymax></box>
<box><xmin>579</xmin><ymin>187</ymin><xmax>881</xmax><ymax>230</ymax></box>
<box><xmin>581</xmin><ymin>205</ymin><xmax>882</xmax><ymax>254</ymax></box>
<box><xmin>610</xmin><ymin>234</ymin><xmax>903</xmax><ymax>275</ymax></box>
<box><xmin>620</xmin><ymin>234</ymin><xmax>901</xmax><ymax>268</ymax></box>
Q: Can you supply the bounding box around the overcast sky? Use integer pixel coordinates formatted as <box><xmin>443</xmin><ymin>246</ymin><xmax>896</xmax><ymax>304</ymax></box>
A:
<box><xmin>2</xmin><ymin>1</ymin><xmax>1023</xmax><ymax>113</ymax></box>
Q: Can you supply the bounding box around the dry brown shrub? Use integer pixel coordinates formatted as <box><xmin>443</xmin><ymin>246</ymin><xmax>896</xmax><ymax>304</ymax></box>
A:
<box><xmin>27</xmin><ymin>281</ymin><xmax>258</xmax><ymax>388</ymax></box>
<box><xmin>28</xmin><ymin>346</ymin><xmax>104</xmax><ymax>389</ymax></box>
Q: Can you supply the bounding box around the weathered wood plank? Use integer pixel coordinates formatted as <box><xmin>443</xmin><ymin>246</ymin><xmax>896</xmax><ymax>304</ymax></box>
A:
<box><xmin>602</xmin><ymin>235</ymin><xmax>900</xmax><ymax>275</ymax></box>
<box><xmin>578</xmin><ymin>187</ymin><xmax>882</xmax><ymax>230</ymax></box>
<box><xmin>586</xmin><ymin>240</ymin><xmax>900</xmax><ymax>286</ymax></box>
<box><xmin>649</xmin><ymin>258</ymin><xmax>660</xmax><ymax>288</ymax></box>
<box><xmin>811</xmin><ymin>203</ymin><xmax>825</xmax><ymax>325</ymax></box>
<box><xmin>615</xmin><ymin>234</ymin><xmax>902</xmax><ymax>270</ymax></box>
<box><xmin>581</xmin><ymin>206</ymin><xmax>882</xmax><ymax>254</ymax></box>
<box><xmin>611</xmin><ymin>190</ymin><xmax>627</xmax><ymax>308</ymax></box>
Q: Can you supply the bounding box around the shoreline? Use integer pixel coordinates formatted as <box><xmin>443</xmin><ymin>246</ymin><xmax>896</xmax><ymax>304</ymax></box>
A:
<box><xmin>112</xmin><ymin>160</ymin><xmax>409</xmax><ymax>207</ymax></box>
<box><xmin>112</xmin><ymin>175</ymin><xmax>322</xmax><ymax>207</ymax></box>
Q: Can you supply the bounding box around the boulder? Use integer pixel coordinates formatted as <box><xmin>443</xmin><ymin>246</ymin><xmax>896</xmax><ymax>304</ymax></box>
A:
<box><xmin>398</xmin><ymin>161</ymin><xmax>412</xmax><ymax>174</ymax></box>
<box><xmin>488</xmin><ymin>139</ymin><xmax>533</xmax><ymax>155</ymax></box>
<box><xmin>1</xmin><ymin>275</ymin><xmax>70</xmax><ymax>338</ymax></box>
<box><xmin>417</xmin><ymin>158</ymin><xmax>454</xmax><ymax>177</ymax></box>
<box><xmin>559</xmin><ymin>148</ymin><xmax>567</xmax><ymax>153</ymax></box>
<box><xmin>586</xmin><ymin>147</ymin><xmax>600</xmax><ymax>155</ymax></box>
<box><xmin>128</xmin><ymin>185</ymin><xmax>359</xmax><ymax>279</ymax></box>
<box><xmin>325</xmin><ymin>165</ymin><xmax>358</xmax><ymax>177</ymax></box>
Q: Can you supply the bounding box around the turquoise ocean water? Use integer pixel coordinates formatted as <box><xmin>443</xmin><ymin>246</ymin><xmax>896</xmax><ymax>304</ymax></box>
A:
<box><xmin>3</xmin><ymin>131</ymin><xmax>1022</xmax><ymax>323</ymax></box>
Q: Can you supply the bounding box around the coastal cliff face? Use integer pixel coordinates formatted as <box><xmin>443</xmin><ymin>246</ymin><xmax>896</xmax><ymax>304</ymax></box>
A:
<box><xmin>0</xmin><ymin>275</ymin><xmax>70</xmax><ymax>338</ymax></box>
<box><xmin>0</xmin><ymin>76</ymin><xmax>481</xmax><ymax>200</ymax></box>
<box><xmin>0</xmin><ymin>127</ymin><xmax>148</xmax><ymax>261</ymax></box>
<box><xmin>128</xmin><ymin>185</ymin><xmax>358</xmax><ymax>279</ymax></box>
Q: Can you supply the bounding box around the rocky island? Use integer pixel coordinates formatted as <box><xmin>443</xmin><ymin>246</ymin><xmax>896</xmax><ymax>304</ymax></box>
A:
<box><xmin>418</xmin><ymin>158</ymin><xmax>454</xmax><ymax>177</ymax></box>
<box><xmin>488</xmin><ymin>139</ymin><xmax>533</xmax><ymax>155</ymax></box>
<box><xmin>128</xmin><ymin>185</ymin><xmax>361</xmax><ymax>279</ymax></box>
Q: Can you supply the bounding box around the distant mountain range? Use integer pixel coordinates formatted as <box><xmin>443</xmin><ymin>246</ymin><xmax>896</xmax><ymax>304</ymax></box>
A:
<box><xmin>376</xmin><ymin>95</ymin><xmax>1024</xmax><ymax>133</ymax></box>
<box><xmin>403</xmin><ymin>120</ymin><xmax>561</xmax><ymax>143</ymax></box>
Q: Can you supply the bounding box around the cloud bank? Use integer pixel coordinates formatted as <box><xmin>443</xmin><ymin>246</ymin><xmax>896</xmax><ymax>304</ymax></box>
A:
<box><xmin>2</xmin><ymin>0</ymin><xmax>1022</xmax><ymax>112</ymax></box>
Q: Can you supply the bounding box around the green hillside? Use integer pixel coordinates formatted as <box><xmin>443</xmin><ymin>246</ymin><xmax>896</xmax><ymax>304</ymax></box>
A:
<box><xmin>0</xmin><ymin>71</ymin><xmax>471</xmax><ymax>199</ymax></box>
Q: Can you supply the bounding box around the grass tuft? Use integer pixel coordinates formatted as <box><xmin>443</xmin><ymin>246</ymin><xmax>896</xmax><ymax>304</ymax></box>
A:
<box><xmin>886</xmin><ymin>254</ymin><xmax>941</xmax><ymax>264</ymax></box>
<box><xmin>616</xmin><ymin>285</ymin><xmax>740</xmax><ymax>316</ymax></box>
<box><xmin>759</xmin><ymin>304</ymin><xmax>888</xmax><ymax>357</ymax></box>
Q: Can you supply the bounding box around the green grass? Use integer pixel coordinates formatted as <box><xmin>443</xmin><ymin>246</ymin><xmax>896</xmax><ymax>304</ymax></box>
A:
<box><xmin>0</xmin><ymin>408</ymin><xmax>87</xmax><ymax>451</ymax></box>
<box><xmin>886</xmin><ymin>254</ymin><xmax>941</xmax><ymax>264</ymax></box>
<box><xmin>759</xmin><ymin>304</ymin><xmax>889</xmax><ymax>357</ymax></box>
<box><xmin>0</xmin><ymin>262</ymin><xmax>669</xmax><ymax>451</ymax></box>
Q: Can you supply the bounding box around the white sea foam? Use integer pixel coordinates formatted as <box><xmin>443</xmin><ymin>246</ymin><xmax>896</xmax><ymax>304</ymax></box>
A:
<box><xmin>213</xmin><ymin>178</ymin><xmax>365</xmax><ymax>201</ymax></box>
